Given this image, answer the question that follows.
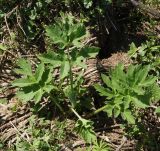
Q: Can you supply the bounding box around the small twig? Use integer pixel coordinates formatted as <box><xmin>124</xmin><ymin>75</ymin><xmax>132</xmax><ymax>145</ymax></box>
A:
<box><xmin>72</xmin><ymin>140</ymin><xmax>86</xmax><ymax>148</ymax></box>
<box><xmin>0</xmin><ymin>112</ymin><xmax>31</xmax><ymax>131</ymax></box>
<box><xmin>4</xmin><ymin>15</ymin><xmax>12</xmax><ymax>37</ymax></box>
<box><xmin>20</xmin><ymin>54</ymin><xmax>36</xmax><ymax>58</ymax></box>
<box><xmin>4</xmin><ymin>6</ymin><xmax>18</xmax><ymax>38</ymax></box>
<box><xmin>6</xmin><ymin>6</ymin><xmax>18</xmax><ymax>17</ymax></box>
<box><xmin>105</xmin><ymin>12</ymin><xmax>118</xmax><ymax>31</ymax></box>
<box><xmin>23</xmin><ymin>130</ymin><xmax>31</xmax><ymax>142</ymax></box>
<box><xmin>116</xmin><ymin>136</ymin><xmax>127</xmax><ymax>151</ymax></box>
<box><xmin>16</xmin><ymin>8</ymin><xmax>27</xmax><ymax>37</ymax></box>
<box><xmin>149</xmin><ymin>105</ymin><xmax>157</xmax><ymax>109</ymax></box>
<box><xmin>38</xmin><ymin>96</ymin><xmax>49</xmax><ymax>112</ymax></box>
<box><xmin>97</xmin><ymin>135</ymin><xmax>117</xmax><ymax>149</ymax></box>
<box><xmin>83</xmin><ymin>37</ymin><xmax>97</xmax><ymax>45</ymax></box>
<box><xmin>95</xmin><ymin>124</ymin><xmax>121</xmax><ymax>132</ymax></box>
<box><xmin>60</xmin><ymin>144</ymin><xmax>72</xmax><ymax>151</ymax></box>
<box><xmin>9</xmin><ymin>121</ymin><xmax>31</xmax><ymax>143</ymax></box>
<box><xmin>98</xmin><ymin>135</ymin><xmax>110</xmax><ymax>143</ymax></box>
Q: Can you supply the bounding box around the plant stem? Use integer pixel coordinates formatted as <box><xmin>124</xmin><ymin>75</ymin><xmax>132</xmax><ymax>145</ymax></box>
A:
<box><xmin>71</xmin><ymin>107</ymin><xmax>82</xmax><ymax>120</ymax></box>
<box><xmin>67</xmin><ymin>49</ymin><xmax>76</xmax><ymax>107</ymax></box>
<box><xmin>67</xmin><ymin>53</ymin><xmax>74</xmax><ymax>91</ymax></box>
<box><xmin>87</xmin><ymin>104</ymin><xmax>108</xmax><ymax>118</ymax></box>
<box><xmin>50</xmin><ymin>95</ymin><xmax>64</xmax><ymax>113</ymax></box>
<box><xmin>69</xmin><ymin>60</ymin><xmax>74</xmax><ymax>91</ymax></box>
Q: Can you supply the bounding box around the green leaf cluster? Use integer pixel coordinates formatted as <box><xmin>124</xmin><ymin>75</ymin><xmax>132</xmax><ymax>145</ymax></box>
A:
<box><xmin>128</xmin><ymin>40</ymin><xmax>160</xmax><ymax>76</ymax></box>
<box><xmin>39</xmin><ymin>46</ymin><xmax>99</xmax><ymax>78</ymax></box>
<box><xmin>74</xmin><ymin>118</ymin><xmax>96</xmax><ymax>143</ymax></box>
<box><xmin>12</xmin><ymin>59</ymin><xmax>56</xmax><ymax>103</ymax></box>
<box><xmin>91</xmin><ymin>140</ymin><xmax>110</xmax><ymax>151</ymax></box>
<box><xmin>94</xmin><ymin>64</ymin><xmax>158</xmax><ymax>124</ymax></box>
<box><xmin>46</xmin><ymin>13</ymin><xmax>88</xmax><ymax>49</ymax></box>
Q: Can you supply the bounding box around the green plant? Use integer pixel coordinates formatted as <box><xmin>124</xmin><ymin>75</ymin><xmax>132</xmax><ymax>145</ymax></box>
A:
<box><xmin>12</xmin><ymin>13</ymin><xmax>99</xmax><ymax>143</ymax></box>
<box><xmin>128</xmin><ymin>40</ymin><xmax>160</xmax><ymax>77</ymax></box>
<box><xmin>94</xmin><ymin>64</ymin><xmax>159</xmax><ymax>124</ymax></box>
<box><xmin>39</xmin><ymin>13</ymin><xmax>99</xmax><ymax>107</ymax></box>
<box><xmin>43</xmin><ymin>14</ymin><xmax>99</xmax><ymax>143</ymax></box>
<box><xmin>91</xmin><ymin>140</ymin><xmax>110</xmax><ymax>151</ymax></box>
<box><xmin>128</xmin><ymin>40</ymin><xmax>160</xmax><ymax>116</ymax></box>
